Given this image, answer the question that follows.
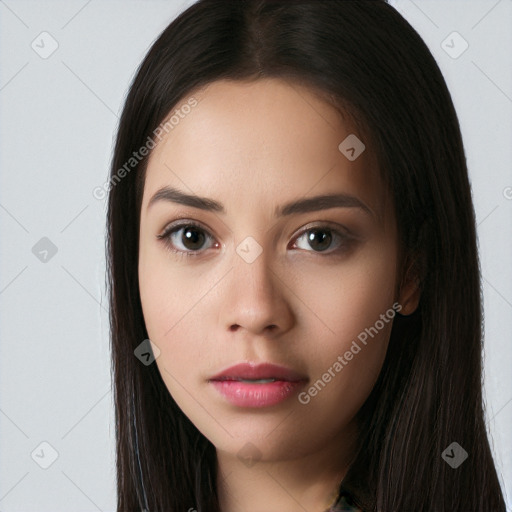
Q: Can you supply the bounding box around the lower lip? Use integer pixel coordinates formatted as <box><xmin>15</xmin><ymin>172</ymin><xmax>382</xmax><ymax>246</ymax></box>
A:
<box><xmin>210</xmin><ymin>380</ymin><xmax>306</xmax><ymax>408</ymax></box>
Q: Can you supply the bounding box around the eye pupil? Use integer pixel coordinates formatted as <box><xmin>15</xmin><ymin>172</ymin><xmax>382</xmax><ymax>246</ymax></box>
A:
<box><xmin>307</xmin><ymin>229</ymin><xmax>332</xmax><ymax>252</ymax></box>
<box><xmin>182</xmin><ymin>227</ymin><xmax>205</xmax><ymax>250</ymax></box>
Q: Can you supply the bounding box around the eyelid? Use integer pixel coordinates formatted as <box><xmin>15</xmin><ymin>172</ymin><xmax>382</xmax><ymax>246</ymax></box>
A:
<box><xmin>292</xmin><ymin>220</ymin><xmax>354</xmax><ymax>239</ymax></box>
<box><xmin>157</xmin><ymin>218</ymin><xmax>212</xmax><ymax>239</ymax></box>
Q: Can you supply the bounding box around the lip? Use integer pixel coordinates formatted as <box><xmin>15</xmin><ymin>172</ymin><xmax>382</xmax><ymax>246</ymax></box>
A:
<box><xmin>208</xmin><ymin>362</ymin><xmax>308</xmax><ymax>408</ymax></box>
<box><xmin>209</xmin><ymin>362</ymin><xmax>307</xmax><ymax>382</ymax></box>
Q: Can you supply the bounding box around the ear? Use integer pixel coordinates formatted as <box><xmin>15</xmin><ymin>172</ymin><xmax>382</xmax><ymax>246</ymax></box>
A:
<box><xmin>397</xmin><ymin>255</ymin><xmax>423</xmax><ymax>316</ymax></box>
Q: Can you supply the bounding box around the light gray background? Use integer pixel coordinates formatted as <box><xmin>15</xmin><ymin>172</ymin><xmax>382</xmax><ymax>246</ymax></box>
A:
<box><xmin>0</xmin><ymin>0</ymin><xmax>510</xmax><ymax>510</ymax></box>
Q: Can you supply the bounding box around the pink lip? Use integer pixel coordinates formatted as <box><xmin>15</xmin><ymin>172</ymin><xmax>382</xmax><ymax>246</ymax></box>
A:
<box><xmin>208</xmin><ymin>362</ymin><xmax>308</xmax><ymax>408</ymax></box>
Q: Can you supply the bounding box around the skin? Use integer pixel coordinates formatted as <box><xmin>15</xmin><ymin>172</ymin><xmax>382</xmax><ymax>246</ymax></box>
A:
<box><xmin>138</xmin><ymin>78</ymin><xmax>420</xmax><ymax>512</ymax></box>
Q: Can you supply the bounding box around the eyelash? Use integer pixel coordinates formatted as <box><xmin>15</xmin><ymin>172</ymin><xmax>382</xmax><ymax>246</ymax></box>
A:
<box><xmin>156</xmin><ymin>220</ymin><xmax>355</xmax><ymax>259</ymax></box>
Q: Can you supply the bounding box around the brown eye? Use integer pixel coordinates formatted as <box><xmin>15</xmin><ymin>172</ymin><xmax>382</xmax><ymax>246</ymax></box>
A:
<box><xmin>176</xmin><ymin>225</ymin><xmax>207</xmax><ymax>251</ymax></box>
<box><xmin>157</xmin><ymin>221</ymin><xmax>216</xmax><ymax>257</ymax></box>
<box><xmin>292</xmin><ymin>225</ymin><xmax>353</xmax><ymax>255</ymax></box>
<box><xmin>304</xmin><ymin>229</ymin><xmax>333</xmax><ymax>252</ymax></box>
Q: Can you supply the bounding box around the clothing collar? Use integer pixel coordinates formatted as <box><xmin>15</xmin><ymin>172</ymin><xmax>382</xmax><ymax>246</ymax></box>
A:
<box><xmin>337</xmin><ymin>461</ymin><xmax>376</xmax><ymax>512</ymax></box>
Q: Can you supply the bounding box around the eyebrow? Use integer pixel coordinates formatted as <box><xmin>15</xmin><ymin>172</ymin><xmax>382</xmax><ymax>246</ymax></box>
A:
<box><xmin>147</xmin><ymin>186</ymin><xmax>373</xmax><ymax>217</ymax></box>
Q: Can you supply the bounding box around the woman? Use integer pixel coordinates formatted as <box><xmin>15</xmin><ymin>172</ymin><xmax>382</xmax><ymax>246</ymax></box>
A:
<box><xmin>106</xmin><ymin>0</ymin><xmax>506</xmax><ymax>510</ymax></box>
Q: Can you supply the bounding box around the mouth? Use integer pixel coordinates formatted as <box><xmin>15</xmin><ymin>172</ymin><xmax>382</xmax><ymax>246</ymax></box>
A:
<box><xmin>208</xmin><ymin>362</ymin><xmax>308</xmax><ymax>408</ymax></box>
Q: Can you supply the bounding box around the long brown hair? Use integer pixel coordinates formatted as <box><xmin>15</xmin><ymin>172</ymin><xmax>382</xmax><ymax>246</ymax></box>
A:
<box><xmin>106</xmin><ymin>1</ymin><xmax>506</xmax><ymax>510</ymax></box>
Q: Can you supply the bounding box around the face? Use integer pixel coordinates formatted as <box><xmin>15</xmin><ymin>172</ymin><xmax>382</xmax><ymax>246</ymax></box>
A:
<box><xmin>138</xmin><ymin>78</ymin><xmax>405</xmax><ymax>464</ymax></box>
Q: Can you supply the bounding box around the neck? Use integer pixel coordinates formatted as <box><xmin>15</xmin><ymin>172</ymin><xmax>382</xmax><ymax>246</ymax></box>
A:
<box><xmin>216</xmin><ymin>420</ymin><xmax>358</xmax><ymax>512</ymax></box>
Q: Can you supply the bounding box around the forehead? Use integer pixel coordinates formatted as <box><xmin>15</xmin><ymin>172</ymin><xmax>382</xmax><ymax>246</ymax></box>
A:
<box><xmin>143</xmin><ymin>78</ymin><xmax>388</xmax><ymax>218</ymax></box>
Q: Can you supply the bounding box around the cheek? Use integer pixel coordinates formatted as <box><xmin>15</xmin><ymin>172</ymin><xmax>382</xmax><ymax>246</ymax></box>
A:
<box><xmin>138</xmin><ymin>244</ymin><xmax>198</xmax><ymax>340</ymax></box>
<box><xmin>138</xmin><ymin>249</ymin><xmax>214</xmax><ymax>383</ymax></box>
<box><xmin>139</xmin><ymin>262</ymin><xmax>204</xmax><ymax>417</ymax></box>
<box><xmin>294</xmin><ymin>241</ymin><xmax>397</xmax><ymax>344</ymax></box>
<box><xmin>293</xmin><ymin>244</ymin><xmax>397</xmax><ymax>405</ymax></box>
<box><xmin>139</xmin><ymin>256</ymin><xmax>174</xmax><ymax>341</ymax></box>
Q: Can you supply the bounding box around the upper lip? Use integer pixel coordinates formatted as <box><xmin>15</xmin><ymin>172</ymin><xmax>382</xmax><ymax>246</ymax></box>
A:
<box><xmin>209</xmin><ymin>362</ymin><xmax>308</xmax><ymax>382</ymax></box>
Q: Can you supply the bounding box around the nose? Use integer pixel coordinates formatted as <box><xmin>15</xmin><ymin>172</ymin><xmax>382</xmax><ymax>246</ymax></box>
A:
<box><xmin>222</xmin><ymin>246</ymin><xmax>294</xmax><ymax>337</ymax></box>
